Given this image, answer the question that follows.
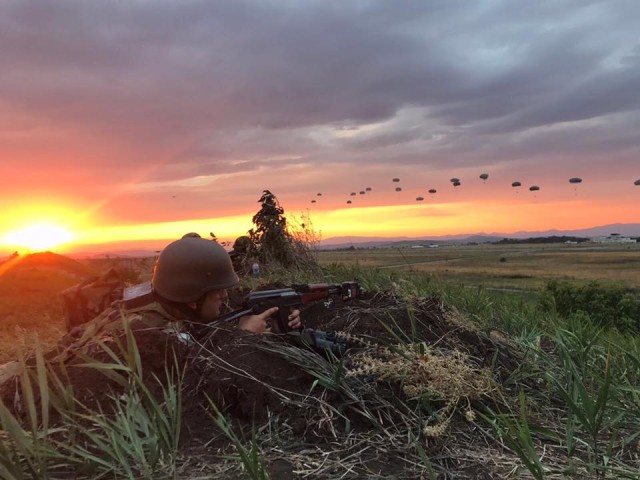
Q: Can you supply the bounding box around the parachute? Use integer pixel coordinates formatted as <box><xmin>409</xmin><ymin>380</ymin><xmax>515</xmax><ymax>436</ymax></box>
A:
<box><xmin>392</xmin><ymin>178</ymin><xmax>400</xmax><ymax>183</ymax></box>
<box><xmin>569</xmin><ymin>177</ymin><xmax>582</xmax><ymax>193</ymax></box>
<box><xmin>311</xmin><ymin>200</ymin><xmax>316</xmax><ymax>203</ymax></box>
<box><xmin>452</xmin><ymin>181</ymin><xmax>461</xmax><ymax>187</ymax></box>
<box><xmin>479</xmin><ymin>173</ymin><xmax>489</xmax><ymax>181</ymax></box>
<box><xmin>529</xmin><ymin>186</ymin><xmax>540</xmax><ymax>192</ymax></box>
<box><xmin>450</xmin><ymin>177</ymin><xmax>460</xmax><ymax>183</ymax></box>
<box><xmin>635</xmin><ymin>179</ymin><xmax>640</xmax><ymax>186</ymax></box>
<box><xmin>395</xmin><ymin>187</ymin><xmax>402</xmax><ymax>192</ymax></box>
<box><xmin>317</xmin><ymin>192</ymin><xmax>323</xmax><ymax>196</ymax></box>
<box><xmin>428</xmin><ymin>189</ymin><xmax>437</xmax><ymax>194</ymax></box>
<box><xmin>359</xmin><ymin>191</ymin><xmax>366</xmax><ymax>195</ymax></box>
<box><xmin>346</xmin><ymin>200</ymin><xmax>352</xmax><ymax>204</ymax></box>
<box><xmin>511</xmin><ymin>181</ymin><xmax>521</xmax><ymax>187</ymax></box>
<box><xmin>350</xmin><ymin>192</ymin><xmax>356</xmax><ymax>196</ymax></box>
<box><xmin>365</xmin><ymin>187</ymin><xmax>372</xmax><ymax>191</ymax></box>
<box><xmin>416</xmin><ymin>196</ymin><xmax>424</xmax><ymax>201</ymax></box>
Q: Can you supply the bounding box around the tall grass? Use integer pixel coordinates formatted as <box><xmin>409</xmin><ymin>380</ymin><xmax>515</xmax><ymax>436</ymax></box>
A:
<box><xmin>206</xmin><ymin>399</ymin><xmax>271</xmax><ymax>480</ymax></box>
<box><xmin>3</xmin><ymin>261</ymin><xmax>640</xmax><ymax>478</ymax></box>
<box><xmin>319</xmin><ymin>263</ymin><xmax>640</xmax><ymax>478</ymax></box>
<box><xmin>481</xmin><ymin>391</ymin><xmax>548</xmax><ymax>480</ymax></box>
<box><xmin>0</xmin><ymin>319</ymin><xmax>183</xmax><ymax>479</ymax></box>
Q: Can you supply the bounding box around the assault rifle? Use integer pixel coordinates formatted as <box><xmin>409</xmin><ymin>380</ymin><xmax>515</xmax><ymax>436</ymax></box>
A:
<box><xmin>217</xmin><ymin>281</ymin><xmax>363</xmax><ymax>355</ymax></box>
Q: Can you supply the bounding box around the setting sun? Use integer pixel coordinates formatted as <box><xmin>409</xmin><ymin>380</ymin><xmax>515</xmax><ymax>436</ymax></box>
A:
<box><xmin>2</xmin><ymin>224</ymin><xmax>74</xmax><ymax>252</ymax></box>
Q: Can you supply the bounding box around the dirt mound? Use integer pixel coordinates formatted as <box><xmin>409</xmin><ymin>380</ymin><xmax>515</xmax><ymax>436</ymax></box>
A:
<box><xmin>2</xmin><ymin>288</ymin><xmax>524</xmax><ymax>478</ymax></box>
<box><xmin>1</xmin><ymin>328</ymin><xmax>191</xmax><ymax>418</ymax></box>
<box><xmin>176</xmin><ymin>290</ymin><xmax>519</xmax><ymax>435</ymax></box>
<box><xmin>2</xmin><ymin>251</ymin><xmax>92</xmax><ymax>279</ymax></box>
<box><xmin>173</xmin><ymin>290</ymin><xmax>523</xmax><ymax>478</ymax></box>
<box><xmin>184</xmin><ymin>327</ymin><xmax>315</xmax><ymax>423</ymax></box>
<box><xmin>302</xmin><ymin>291</ymin><xmax>519</xmax><ymax>374</ymax></box>
<box><xmin>4</xmin><ymin>289</ymin><xmax>519</xmax><ymax>417</ymax></box>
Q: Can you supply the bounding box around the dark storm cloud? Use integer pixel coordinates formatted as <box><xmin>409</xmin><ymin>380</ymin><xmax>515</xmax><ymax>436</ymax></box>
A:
<box><xmin>1</xmin><ymin>0</ymin><xmax>639</xmax><ymax>192</ymax></box>
<box><xmin>476</xmin><ymin>63</ymin><xmax>640</xmax><ymax>134</ymax></box>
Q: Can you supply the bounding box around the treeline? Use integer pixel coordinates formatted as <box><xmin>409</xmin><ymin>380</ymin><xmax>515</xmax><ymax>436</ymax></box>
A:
<box><xmin>494</xmin><ymin>235</ymin><xmax>589</xmax><ymax>244</ymax></box>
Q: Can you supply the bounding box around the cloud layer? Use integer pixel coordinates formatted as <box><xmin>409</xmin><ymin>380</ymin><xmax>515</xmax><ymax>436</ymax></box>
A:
<box><xmin>1</xmin><ymin>0</ymin><xmax>639</xmax><ymax>225</ymax></box>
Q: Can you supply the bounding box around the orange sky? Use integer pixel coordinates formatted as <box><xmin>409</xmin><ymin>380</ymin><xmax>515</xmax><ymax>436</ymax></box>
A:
<box><xmin>1</xmin><ymin>180</ymin><xmax>638</xmax><ymax>255</ymax></box>
<box><xmin>1</xmin><ymin>1</ymin><xmax>639</xmax><ymax>255</ymax></box>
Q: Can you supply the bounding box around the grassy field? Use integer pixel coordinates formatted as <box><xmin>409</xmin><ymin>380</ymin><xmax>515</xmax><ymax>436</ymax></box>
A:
<box><xmin>317</xmin><ymin>242</ymin><xmax>640</xmax><ymax>291</ymax></box>
<box><xmin>0</xmin><ymin>254</ymin><xmax>154</xmax><ymax>363</ymax></box>
<box><xmin>2</xmin><ymin>245</ymin><xmax>640</xmax><ymax>478</ymax></box>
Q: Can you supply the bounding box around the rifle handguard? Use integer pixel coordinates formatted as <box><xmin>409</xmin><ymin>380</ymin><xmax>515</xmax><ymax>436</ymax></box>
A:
<box><xmin>216</xmin><ymin>280</ymin><xmax>363</xmax><ymax>334</ymax></box>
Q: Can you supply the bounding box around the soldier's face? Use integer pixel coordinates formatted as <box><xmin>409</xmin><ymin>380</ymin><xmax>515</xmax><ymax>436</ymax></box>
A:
<box><xmin>198</xmin><ymin>288</ymin><xmax>229</xmax><ymax>321</ymax></box>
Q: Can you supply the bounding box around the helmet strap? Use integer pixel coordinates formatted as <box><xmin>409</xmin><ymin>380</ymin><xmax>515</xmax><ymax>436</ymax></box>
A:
<box><xmin>194</xmin><ymin>296</ymin><xmax>207</xmax><ymax>318</ymax></box>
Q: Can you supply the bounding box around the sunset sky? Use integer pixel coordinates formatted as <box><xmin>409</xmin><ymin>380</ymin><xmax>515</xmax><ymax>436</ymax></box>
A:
<box><xmin>1</xmin><ymin>1</ymin><xmax>639</xmax><ymax>255</ymax></box>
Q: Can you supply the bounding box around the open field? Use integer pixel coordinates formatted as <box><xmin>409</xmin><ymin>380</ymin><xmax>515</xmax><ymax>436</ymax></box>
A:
<box><xmin>0</xmin><ymin>254</ymin><xmax>154</xmax><ymax>363</ymax></box>
<box><xmin>317</xmin><ymin>242</ymin><xmax>640</xmax><ymax>291</ymax></box>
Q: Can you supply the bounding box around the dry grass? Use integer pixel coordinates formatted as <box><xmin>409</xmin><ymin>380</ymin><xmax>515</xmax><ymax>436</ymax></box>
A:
<box><xmin>0</xmin><ymin>267</ymin><xmax>79</xmax><ymax>363</ymax></box>
<box><xmin>0</xmin><ymin>254</ymin><xmax>156</xmax><ymax>364</ymax></box>
<box><xmin>343</xmin><ymin>336</ymin><xmax>494</xmax><ymax>437</ymax></box>
<box><xmin>318</xmin><ymin>243</ymin><xmax>640</xmax><ymax>290</ymax></box>
<box><xmin>179</xmin><ymin>335</ymin><xmax>546</xmax><ymax>479</ymax></box>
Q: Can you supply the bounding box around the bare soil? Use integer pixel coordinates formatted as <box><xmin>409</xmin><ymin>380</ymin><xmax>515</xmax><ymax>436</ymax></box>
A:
<box><xmin>184</xmin><ymin>289</ymin><xmax>523</xmax><ymax>478</ymax></box>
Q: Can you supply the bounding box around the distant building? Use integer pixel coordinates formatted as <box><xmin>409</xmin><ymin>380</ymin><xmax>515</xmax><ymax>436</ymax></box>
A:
<box><xmin>592</xmin><ymin>233</ymin><xmax>637</xmax><ymax>244</ymax></box>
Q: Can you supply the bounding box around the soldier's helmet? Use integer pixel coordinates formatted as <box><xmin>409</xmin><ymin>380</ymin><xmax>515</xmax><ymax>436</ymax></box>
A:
<box><xmin>152</xmin><ymin>236</ymin><xmax>239</xmax><ymax>303</ymax></box>
<box><xmin>232</xmin><ymin>235</ymin><xmax>252</xmax><ymax>253</ymax></box>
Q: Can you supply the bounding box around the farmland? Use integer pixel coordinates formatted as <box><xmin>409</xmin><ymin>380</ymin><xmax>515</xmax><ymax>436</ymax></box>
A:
<box><xmin>317</xmin><ymin>242</ymin><xmax>640</xmax><ymax>291</ymax></box>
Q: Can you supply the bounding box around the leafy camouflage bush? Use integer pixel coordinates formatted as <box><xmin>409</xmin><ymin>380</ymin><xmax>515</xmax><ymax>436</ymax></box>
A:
<box><xmin>247</xmin><ymin>190</ymin><xmax>320</xmax><ymax>273</ymax></box>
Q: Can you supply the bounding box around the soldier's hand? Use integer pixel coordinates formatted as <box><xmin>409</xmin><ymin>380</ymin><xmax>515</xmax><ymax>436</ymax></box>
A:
<box><xmin>288</xmin><ymin>309</ymin><xmax>302</xmax><ymax>330</ymax></box>
<box><xmin>238</xmin><ymin>306</ymin><xmax>278</xmax><ymax>333</ymax></box>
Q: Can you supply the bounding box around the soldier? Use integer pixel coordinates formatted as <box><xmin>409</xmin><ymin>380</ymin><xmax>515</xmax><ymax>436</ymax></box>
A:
<box><xmin>228</xmin><ymin>235</ymin><xmax>254</xmax><ymax>275</ymax></box>
<box><xmin>54</xmin><ymin>236</ymin><xmax>301</xmax><ymax>362</ymax></box>
<box><xmin>152</xmin><ymin>235</ymin><xmax>300</xmax><ymax>333</ymax></box>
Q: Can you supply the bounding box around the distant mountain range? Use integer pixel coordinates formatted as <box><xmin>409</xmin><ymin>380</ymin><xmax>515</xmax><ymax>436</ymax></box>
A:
<box><xmin>70</xmin><ymin>249</ymin><xmax>160</xmax><ymax>259</ymax></box>
<box><xmin>3</xmin><ymin>223</ymin><xmax>637</xmax><ymax>260</ymax></box>
<box><xmin>318</xmin><ymin>223</ymin><xmax>640</xmax><ymax>249</ymax></box>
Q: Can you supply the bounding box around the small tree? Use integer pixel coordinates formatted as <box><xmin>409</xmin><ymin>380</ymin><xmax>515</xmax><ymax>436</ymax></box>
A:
<box><xmin>249</xmin><ymin>190</ymin><xmax>294</xmax><ymax>266</ymax></box>
<box><xmin>247</xmin><ymin>190</ymin><xmax>320</xmax><ymax>272</ymax></box>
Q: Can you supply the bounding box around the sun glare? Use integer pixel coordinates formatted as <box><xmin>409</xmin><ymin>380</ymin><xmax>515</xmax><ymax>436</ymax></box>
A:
<box><xmin>3</xmin><ymin>224</ymin><xmax>74</xmax><ymax>252</ymax></box>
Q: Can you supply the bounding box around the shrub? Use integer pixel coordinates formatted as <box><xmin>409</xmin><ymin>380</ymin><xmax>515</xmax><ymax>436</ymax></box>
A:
<box><xmin>539</xmin><ymin>280</ymin><xmax>640</xmax><ymax>333</ymax></box>
<box><xmin>247</xmin><ymin>190</ymin><xmax>321</xmax><ymax>273</ymax></box>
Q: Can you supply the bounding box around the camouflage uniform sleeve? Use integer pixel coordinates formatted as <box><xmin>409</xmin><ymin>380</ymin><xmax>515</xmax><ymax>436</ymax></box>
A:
<box><xmin>55</xmin><ymin>302</ymin><xmax>185</xmax><ymax>363</ymax></box>
<box><xmin>0</xmin><ymin>303</ymin><xmax>187</xmax><ymax>389</ymax></box>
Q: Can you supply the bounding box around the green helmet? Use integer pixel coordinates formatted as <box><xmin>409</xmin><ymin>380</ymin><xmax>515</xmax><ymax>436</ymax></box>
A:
<box><xmin>152</xmin><ymin>237</ymin><xmax>239</xmax><ymax>303</ymax></box>
<box><xmin>232</xmin><ymin>235</ymin><xmax>252</xmax><ymax>252</ymax></box>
